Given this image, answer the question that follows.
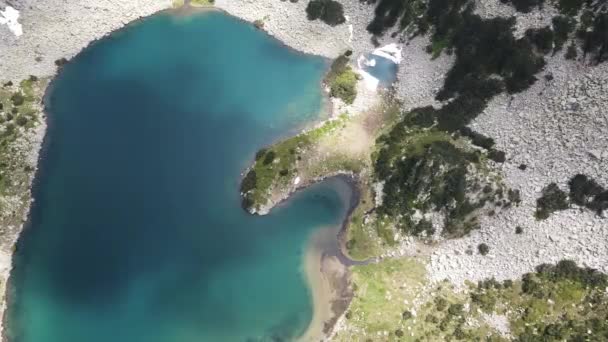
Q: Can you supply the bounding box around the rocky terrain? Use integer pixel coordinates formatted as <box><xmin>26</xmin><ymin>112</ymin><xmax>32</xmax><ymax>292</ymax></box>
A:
<box><xmin>0</xmin><ymin>0</ymin><xmax>171</xmax><ymax>81</ymax></box>
<box><xmin>431</xmin><ymin>48</ymin><xmax>608</xmax><ymax>286</ymax></box>
<box><xmin>225</xmin><ymin>0</ymin><xmax>608</xmax><ymax>339</ymax></box>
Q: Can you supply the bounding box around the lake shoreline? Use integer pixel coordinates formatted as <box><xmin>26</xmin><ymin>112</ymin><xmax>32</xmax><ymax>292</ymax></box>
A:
<box><xmin>0</xmin><ymin>3</ymin><xmax>360</xmax><ymax>341</ymax></box>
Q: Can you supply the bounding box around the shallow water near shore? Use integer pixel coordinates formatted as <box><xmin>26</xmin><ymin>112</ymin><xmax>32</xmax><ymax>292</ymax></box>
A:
<box><xmin>7</xmin><ymin>11</ymin><xmax>351</xmax><ymax>342</ymax></box>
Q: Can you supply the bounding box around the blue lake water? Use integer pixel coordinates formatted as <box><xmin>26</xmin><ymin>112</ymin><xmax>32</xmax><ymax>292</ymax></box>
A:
<box><xmin>362</xmin><ymin>53</ymin><xmax>398</xmax><ymax>88</ymax></box>
<box><xmin>7</xmin><ymin>11</ymin><xmax>350</xmax><ymax>342</ymax></box>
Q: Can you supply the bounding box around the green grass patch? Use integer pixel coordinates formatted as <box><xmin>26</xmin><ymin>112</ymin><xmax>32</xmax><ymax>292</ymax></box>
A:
<box><xmin>241</xmin><ymin>114</ymin><xmax>350</xmax><ymax>210</ymax></box>
<box><xmin>339</xmin><ymin>259</ymin><xmax>608</xmax><ymax>341</ymax></box>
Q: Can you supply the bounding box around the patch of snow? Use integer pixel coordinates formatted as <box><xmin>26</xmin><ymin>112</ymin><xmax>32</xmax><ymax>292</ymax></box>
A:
<box><xmin>372</xmin><ymin>43</ymin><xmax>402</xmax><ymax>64</ymax></box>
<box><xmin>0</xmin><ymin>6</ymin><xmax>23</xmax><ymax>37</ymax></box>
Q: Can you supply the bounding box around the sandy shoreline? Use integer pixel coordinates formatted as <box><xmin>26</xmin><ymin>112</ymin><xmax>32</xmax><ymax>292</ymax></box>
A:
<box><xmin>299</xmin><ymin>177</ymin><xmax>359</xmax><ymax>341</ymax></box>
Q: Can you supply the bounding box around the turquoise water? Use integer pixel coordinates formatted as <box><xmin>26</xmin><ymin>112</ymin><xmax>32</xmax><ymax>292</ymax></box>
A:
<box><xmin>362</xmin><ymin>53</ymin><xmax>398</xmax><ymax>88</ymax></box>
<box><xmin>8</xmin><ymin>11</ymin><xmax>350</xmax><ymax>342</ymax></box>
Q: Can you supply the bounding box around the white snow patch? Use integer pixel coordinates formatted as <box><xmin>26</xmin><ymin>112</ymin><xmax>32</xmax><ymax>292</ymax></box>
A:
<box><xmin>0</xmin><ymin>6</ymin><xmax>23</xmax><ymax>37</ymax></box>
<box><xmin>356</xmin><ymin>43</ymin><xmax>402</xmax><ymax>91</ymax></box>
<box><xmin>371</xmin><ymin>43</ymin><xmax>403</xmax><ymax>64</ymax></box>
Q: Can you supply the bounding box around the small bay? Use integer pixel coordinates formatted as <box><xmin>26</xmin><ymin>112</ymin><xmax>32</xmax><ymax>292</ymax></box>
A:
<box><xmin>7</xmin><ymin>10</ymin><xmax>349</xmax><ymax>342</ymax></box>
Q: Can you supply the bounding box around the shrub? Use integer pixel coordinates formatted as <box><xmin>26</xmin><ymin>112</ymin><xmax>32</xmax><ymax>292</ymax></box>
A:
<box><xmin>508</xmin><ymin>189</ymin><xmax>521</xmax><ymax>204</ymax></box>
<box><xmin>10</xmin><ymin>93</ymin><xmax>25</xmax><ymax>106</ymax></box>
<box><xmin>54</xmin><ymin>58</ymin><xmax>69</xmax><ymax>67</ymax></box>
<box><xmin>306</xmin><ymin>0</ymin><xmax>346</xmax><ymax>26</ymax></box>
<box><xmin>565</xmin><ymin>43</ymin><xmax>578</xmax><ymax>59</ymax></box>
<box><xmin>402</xmin><ymin>310</ymin><xmax>413</xmax><ymax>320</ymax></box>
<box><xmin>395</xmin><ymin>329</ymin><xmax>404</xmax><ymax>337</ymax></box>
<box><xmin>255</xmin><ymin>148</ymin><xmax>268</xmax><ymax>160</ymax></box>
<box><xmin>580</xmin><ymin>13</ymin><xmax>608</xmax><ymax>64</ymax></box>
<box><xmin>554</xmin><ymin>0</ymin><xmax>585</xmax><ymax>16</ymax></box>
<box><xmin>525</xmin><ymin>27</ymin><xmax>555</xmax><ymax>54</ymax></box>
<box><xmin>459</xmin><ymin>127</ymin><xmax>495</xmax><ymax>149</ymax></box>
<box><xmin>240</xmin><ymin>170</ymin><xmax>257</xmax><ymax>193</ymax></box>
<box><xmin>515</xmin><ymin>226</ymin><xmax>523</xmax><ymax>234</ymax></box>
<box><xmin>448</xmin><ymin>303</ymin><xmax>464</xmax><ymax>316</ymax></box>
<box><xmin>330</xmin><ymin>67</ymin><xmax>358</xmax><ymax>104</ymax></box>
<box><xmin>366</xmin><ymin>0</ymin><xmax>427</xmax><ymax>35</ymax></box>
<box><xmin>552</xmin><ymin>16</ymin><xmax>575</xmax><ymax>51</ymax></box>
<box><xmin>435</xmin><ymin>297</ymin><xmax>448</xmax><ymax>311</ymax></box>
<box><xmin>568</xmin><ymin>174</ymin><xmax>608</xmax><ymax>215</ymax></box>
<box><xmin>262</xmin><ymin>150</ymin><xmax>276</xmax><ymax>165</ymax></box>
<box><xmin>535</xmin><ymin>183</ymin><xmax>569</xmax><ymax>219</ymax></box>
<box><xmin>15</xmin><ymin>116</ymin><xmax>28</xmax><ymax>126</ymax></box>
<box><xmin>488</xmin><ymin>149</ymin><xmax>506</xmax><ymax>163</ymax></box>
<box><xmin>478</xmin><ymin>243</ymin><xmax>490</xmax><ymax>256</ymax></box>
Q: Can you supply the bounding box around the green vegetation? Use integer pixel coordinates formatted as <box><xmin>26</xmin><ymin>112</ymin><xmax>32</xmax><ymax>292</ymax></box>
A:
<box><xmin>552</xmin><ymin>15</ymin><xmax>576</xmax><ymax>51</ymax></box>
<box><xmin>373</xmin><ymin>126</ymin><xmax>506</xmax><ymax>238</ymax></box>
<box><xmin>534</xmin><ymin>175</ymin><xmax>607</xmax><ymax>220</ymax></box>
<box><xmin>565</xmin><ymin>42</ymin><xmax>578</xmax><ymax>59</ymax></box>
<box><xmin>569</xmin><ymin>174</ymin><xmax>608</xmax><ymax>215</ymax></box>
<box><xmin>240</xmin><ymin>114</ymin><xmax>351</xmax><ymax>211</ymax></box>
<box><xmin>306</xmin><ymin>0</ymin><xmax>346</xmax><ymax>26</ymax></box>
<box><xmin>478</xmin><ymin>243</ymin><xmax>490</xmax><ymax>255</ymax></box>
<box><xmin>0</xmin><ymin>77</ymin><xmax>47</xmax><ymax>222</ymax></box>
<box><xmin>578</xmin><ymin>12</ymin><xmax>608</xmax><ymax>64</ymax></box>
<box><xmin>458</xmin><ymin>127</ymin><xmax>495</xmax><ymax>150</ymax></box>
<box><xmin>525</xmin><ymin>26</ymin><xmax>555</xmax><ymax>54</ymax></box>
<box><xmin>366</xmin><ymin>0</ymin><xmax>427</xmax><ymax>36</ymax></box>
<box><xmin>535</xmin><ymin>182</ymin><xmax>569</xmax><ymax>219</ymax></box>
<box><xmin>330</xmin><ymin>68</ymin><xmax>358</xmax><ymax>104</ymax></box>
<box><xmin>339</xmin><ymin>258</ymin><xmax>608</xmax><ymax>341</ymax></box>
<box><xmin>553</xmin><ymin>0</ymin><xmax>585</xmax><ymax>16</ymax></box>
<box><xmin>325</xmin><ymin>53</ymin><xmax>358</xmax><ymax>104</ymax></box>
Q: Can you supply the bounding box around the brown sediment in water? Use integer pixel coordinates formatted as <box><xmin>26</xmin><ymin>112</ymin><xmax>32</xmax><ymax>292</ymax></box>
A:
<box><xmin>297</xmin><ymin>176</ymin><xmax>369</xmax><ymax>341</ymax></box>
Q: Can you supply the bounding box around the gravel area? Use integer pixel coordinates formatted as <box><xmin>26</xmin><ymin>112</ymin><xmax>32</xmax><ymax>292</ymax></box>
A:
<box><xmin>0</xmin><ymin>0</ymin><xmax>171</xmax><ymax>81</ymax></box>
<box><xmin>429</xmin><ymin>41</ymin><xmax>608</xmax><ymax>286</ymax></box>
<box><xmin>474</xmin><ymin>0</ymin><xmax>559</xmax><ymax>38</ymax></box>
<box><xmin>394</xmin><ymin>35</ymin><xmax>453</xmax><ymax>111</ymax></box>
